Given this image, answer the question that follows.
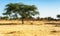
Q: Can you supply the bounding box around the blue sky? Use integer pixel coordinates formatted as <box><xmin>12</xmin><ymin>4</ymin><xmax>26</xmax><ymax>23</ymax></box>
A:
<box><xmin>0</xmin><ymin>0</ymin><xmax>60</xmax><ymax>18</ymax></box>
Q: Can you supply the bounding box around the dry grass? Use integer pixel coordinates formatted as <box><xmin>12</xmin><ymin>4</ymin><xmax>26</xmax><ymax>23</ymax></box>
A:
<box><xmin>0</xmin><ymin>20</ymin><xmax>60</xmax><ymax>25</ymax></box>
<box><xmin>0</xmin><ymin>20</ymin><xmax>60</xmax><ymax>36</ymax></box>
<box><xmin>0</xmin><ymin>25</ymin><xmax>59</xmax><ymax>36</ymax></box>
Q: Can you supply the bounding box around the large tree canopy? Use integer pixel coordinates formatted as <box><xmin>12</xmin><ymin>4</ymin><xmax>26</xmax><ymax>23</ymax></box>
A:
<box><xmin>3</xmin><ymin>3</ymin><xmax>39</xmax><ymax>24</ymax></box>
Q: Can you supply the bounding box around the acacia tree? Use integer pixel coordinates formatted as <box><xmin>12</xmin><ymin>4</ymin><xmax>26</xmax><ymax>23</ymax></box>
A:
<box><xmin>3</xmin><ymin>3</ymin><xmax>39</xmax><ymax>24</ymax></box>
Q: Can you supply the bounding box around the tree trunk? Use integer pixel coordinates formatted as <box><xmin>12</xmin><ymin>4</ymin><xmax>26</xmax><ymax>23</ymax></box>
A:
<box><xmin>22</xmin><ymin>17</ymin><xmax>24</xmax><ymax>24</ymax></box>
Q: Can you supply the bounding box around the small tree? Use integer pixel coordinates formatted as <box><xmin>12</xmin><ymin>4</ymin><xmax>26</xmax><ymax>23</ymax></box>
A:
<box><xmin>57</xmin><ymin>15</ymin><xmax>60</xmax><ymax>19</ymax></box>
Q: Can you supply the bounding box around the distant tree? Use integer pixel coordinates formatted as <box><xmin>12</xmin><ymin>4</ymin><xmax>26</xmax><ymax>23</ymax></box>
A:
<box><xmin>44</xmin><ymin>17</ymin><xmax>48</xmax><ymax>20</ymax></box>
<box><xmin>0</xmin><ymin>16</ymin><xmax>8</xmax><ymax>20</ymax></box>
<box><xmin>40</xmin><ymin>17</ymin><xmax>54</xmax><ymax>21</ymax></box>
<box><xmin>57</xmin><ymin>15</ymin><xmax>60</xmax><ymax>19</ymax></box>
<box><xmin>3</xmin><ymin>3</ymin><xmax>39</xmax><ymax>24</ymax></box>
<box><xmin>47</xmin><ymin>17</ymin><xmax>54</xmax><ymax>21</ymax></box>
<box><xmin>3</xmin><ymin>16</ymin><xmax>8</xmax><ymax>20</ymax></box>
<box><xmin>40</xmin><ymin>18</ymin><xmax>43</xmax><ymax>20</ymax></box>
<box><xmin>36</xmin><ymin>16</ymin><xmax>40</xmax><ymax>20</ymax></box>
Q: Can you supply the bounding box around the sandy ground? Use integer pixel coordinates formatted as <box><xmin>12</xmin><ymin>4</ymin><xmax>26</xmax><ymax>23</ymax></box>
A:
<box><xmin>0</xmin><ymin>24</ymin><xmax>60</xmax><ymax>36</ymax></box>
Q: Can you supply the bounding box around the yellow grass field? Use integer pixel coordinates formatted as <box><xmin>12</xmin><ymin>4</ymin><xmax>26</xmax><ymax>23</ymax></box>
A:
<box><xmin>0</xmin><ymin>20</ymin><xmax>60</xmax><ymax>36</ymax></box>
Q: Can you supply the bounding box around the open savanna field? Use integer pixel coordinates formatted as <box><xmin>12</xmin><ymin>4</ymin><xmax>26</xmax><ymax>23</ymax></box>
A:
<box><xmin>0</xmin><ymin>20</ymin><xmax>60</xmax><ymax>36</ymax></box>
